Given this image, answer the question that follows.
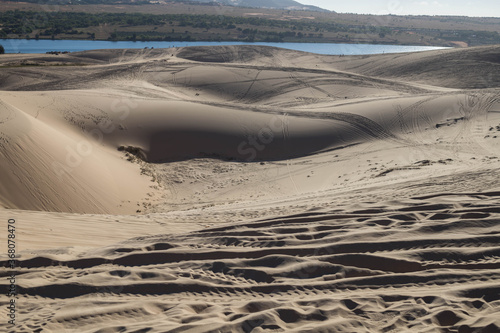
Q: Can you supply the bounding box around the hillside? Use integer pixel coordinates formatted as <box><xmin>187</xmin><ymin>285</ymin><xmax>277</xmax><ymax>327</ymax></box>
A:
<box><xmin>1</xmin><ymin>0</ymin><xmax>500</xmax><ymax>46</ymax></box>
<box><xmin>3</xmin><ymin>0</ymin><xmax>329</xmax><ymax>11</ymax></box>
<box><xmin>191</xmin><ymin>0</ymin><xmax>329</xmax><ymax>12</ymax></box>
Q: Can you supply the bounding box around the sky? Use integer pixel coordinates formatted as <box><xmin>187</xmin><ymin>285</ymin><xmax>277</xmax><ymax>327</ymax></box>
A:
<box><xmin>298</xmin><ymin>0</ymin><xmax>500</xmax><ymax>17</ymax></box>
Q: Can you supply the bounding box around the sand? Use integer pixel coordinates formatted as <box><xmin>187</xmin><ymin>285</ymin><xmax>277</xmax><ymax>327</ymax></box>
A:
<box><xmin>1</xmin><ymin>45</ymin><xmax>500</xmax><ymax>332</ymax></box>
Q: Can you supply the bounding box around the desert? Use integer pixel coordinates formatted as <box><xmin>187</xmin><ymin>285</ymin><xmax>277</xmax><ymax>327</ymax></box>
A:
<box><xmin>1</xmin><ymin>44</ymin><xmax>500</xmax><ymax>332</ymax></box>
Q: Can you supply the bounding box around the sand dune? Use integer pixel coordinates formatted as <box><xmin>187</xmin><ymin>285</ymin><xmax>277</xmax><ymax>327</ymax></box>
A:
<box><xmin>1</xmin><ymin>45</ymin><xmax>500</xmax><ymax>332</ymax></box>
<box><xmin>0</xmin><ymin>92</ymin><xmax>152</xmax><ymax>214</ymax></box>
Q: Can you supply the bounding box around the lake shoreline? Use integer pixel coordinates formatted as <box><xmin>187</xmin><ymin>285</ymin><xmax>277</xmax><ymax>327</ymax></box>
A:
<box><xmin>0</xmin><ymin>36</ymin><xmax>455</xmax><ymax>47</ymax></box>
<box><xmin>0</xmin><ymin>38</ymin><xmax>449</xmax><ymax>55</ymax></box>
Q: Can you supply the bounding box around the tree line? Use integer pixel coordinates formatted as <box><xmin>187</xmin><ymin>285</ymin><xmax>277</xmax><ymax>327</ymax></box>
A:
<box><xmin>0</xmin><ymin>10</ymin><xmax>384</xmax><ymax>41</ymax></box>
<box><xmin>0</xmin><ymin>10</ymin><xmax>499</xmax><ymax>45</ymax></box>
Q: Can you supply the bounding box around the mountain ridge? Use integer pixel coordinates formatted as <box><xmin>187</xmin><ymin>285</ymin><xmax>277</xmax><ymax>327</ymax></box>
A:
<box><xmin>191</xmin><ymin>0</ymin><xmax>330</xmax><ymax>12</ymax></box>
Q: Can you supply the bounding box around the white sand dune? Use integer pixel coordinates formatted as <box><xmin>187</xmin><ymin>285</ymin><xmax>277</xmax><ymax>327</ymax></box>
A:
<box><xmin>0</xmin><ymin>92</ymin><xmax>152</xmax><ymax>214</ymax></box>
<box><xmin>1</xmin><ymin>45</ymin><xmax>500</xmax><ymax>332</ymax></box>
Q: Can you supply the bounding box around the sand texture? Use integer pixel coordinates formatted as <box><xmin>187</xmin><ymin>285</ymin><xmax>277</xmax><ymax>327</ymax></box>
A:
<box><xmin>1</xmin><ymin>45</ymin><xmax>500</xmax><ymax>332</ymax></box>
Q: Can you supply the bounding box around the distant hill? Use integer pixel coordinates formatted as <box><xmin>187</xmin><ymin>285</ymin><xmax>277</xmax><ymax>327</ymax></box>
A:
<box><xmin>3</xmin><ymin>0</ymin><xmax>330</xmax><ymax>12</ymax></box>
<box><xmin>190</xmin><ymin>0</ymin><xmax>330</xmax><ymax>12</ymax></box>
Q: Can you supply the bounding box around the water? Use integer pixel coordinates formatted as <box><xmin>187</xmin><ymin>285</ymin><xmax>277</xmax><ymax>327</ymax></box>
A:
<box><xmin>0</xmin><ymin>39</ymin><xmax>447</xmax><ymax>55</ymax></box>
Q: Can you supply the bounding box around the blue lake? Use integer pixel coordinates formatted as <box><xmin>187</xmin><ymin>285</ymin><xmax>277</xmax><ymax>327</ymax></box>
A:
<box><xmin>0</xmin><ymin>39</ymin><xmax>448</xmax><ymax>55</ymax></box>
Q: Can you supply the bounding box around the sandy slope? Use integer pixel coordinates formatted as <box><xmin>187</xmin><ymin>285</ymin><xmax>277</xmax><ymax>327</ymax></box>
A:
<box><xmin>1</xmin><ymin>45</ymin><xmax>500</xmax><ymax>332</ymax></box>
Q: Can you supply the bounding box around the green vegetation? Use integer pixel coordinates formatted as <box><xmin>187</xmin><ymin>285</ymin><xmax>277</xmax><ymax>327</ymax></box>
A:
<box><xmin>0</xmin><ymin>9</ymin><xmax>500</xmax><ymax>46</ymax></box>
<box><xmin>0</xmin><ymin>10</ymin><xmax>347</xmax><ymax>43</ymax></box>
